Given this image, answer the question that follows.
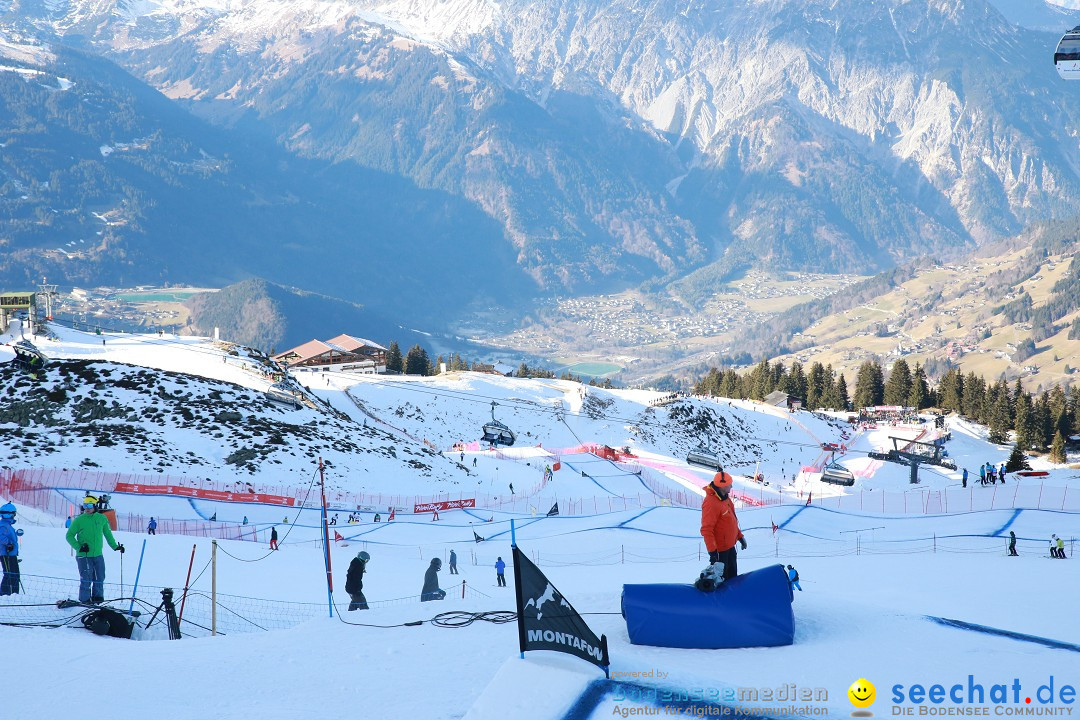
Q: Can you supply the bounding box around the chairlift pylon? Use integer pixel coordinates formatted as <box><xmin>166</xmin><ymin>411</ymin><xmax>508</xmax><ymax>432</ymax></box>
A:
<box><xmin>481</xmin><ymin>401</ymin><xmax>516</xmax><ymax>447</ymax></box>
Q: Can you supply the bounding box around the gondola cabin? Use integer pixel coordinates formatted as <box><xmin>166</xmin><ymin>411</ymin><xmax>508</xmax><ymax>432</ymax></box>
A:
<box><xmin>1055</xmin><ymin>26</ymin><xmax>1080</xmax><ymax>80</ymax></box>
<box><xmin>686</xmin><ymin>446</ymin><xmax>723</xmax><ymax>470</ymax></box>
<box><xmin>821</xmin><ymin>462</ymin><xmax>855</xmax><ymax>486</ymax></box>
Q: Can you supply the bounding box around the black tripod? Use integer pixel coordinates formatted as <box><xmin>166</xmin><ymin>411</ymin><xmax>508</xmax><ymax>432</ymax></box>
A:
<box><xmin>145</xmin><ymin>587</ymin><xmax>182</xmax><ymax>640</ymax></box>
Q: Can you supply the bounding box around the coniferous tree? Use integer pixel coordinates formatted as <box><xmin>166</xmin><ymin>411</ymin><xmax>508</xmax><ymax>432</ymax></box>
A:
<box><xmin>962</xmin><ymin>373</ymin><xmax>985</xmax><ymax>420</ymax></box>
<box><xmin>884</xmin><ymin>359</ymin><xmax>913</xmax><ymax>406</ymax></box>
<box><xmin>788</xmin><ymin>361</ymin><xmax>808</xmax><ymax>406</ymax></box>
<box><xmin>385</xmin><ymin>341</ymin><xmax>404</xmax><ymax>373</ymax></box>
<box><xmin>805</xmin><ymin>362</ymin><xmax>824</xmax><ymax>410</ymax></box>
<box><xmin>938</xmin><ymin>368</ymin><xmax>964</xmax><ymax>413</ymax></box>
<box><xmin>908</xmin><ymin>363</ymin><xmax>931</xmax><ymax>410</ymax></box>
<box><xmin>853</xmin><ymin>360</ymin><xmax>884</xmax><ymax>409</ymax></box>
<box><xmin>836</xmin><ymin>373</ymin><xmax>850</xmax><ymax>411</ymax></box>
<box><xmin>404</xmin><ymin>344</ymin><xmax>430</xmax><ymax>375</ymax></box>
<box><xmin>1014</xmin><ymin>391</ymin><xmax>1038</xmax><ymax>451</ymax></box>
<box><xmin>1049</xmin><ymin>430</ymin><xmax>1068</xmax><ymax>464</ymax></box>
<box><xmin>1006</xmin><ymin>442</ymin><xmax>1030</xmax><ymax>472</ymax></box>
<box><xmin>988</xmin><ymin>389</ymin><xmax>1012</xmax><ymax>445</ymax></box>
<box><xmin>719</xmin><ymin>369</ymin><xmax>741</xmax><ymax>398</ymax></box>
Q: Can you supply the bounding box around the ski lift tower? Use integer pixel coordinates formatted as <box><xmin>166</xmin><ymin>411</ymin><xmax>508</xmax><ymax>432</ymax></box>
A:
<box><xmin>36</xmin><ymin>281</ymin><xmax>58</xmax><ymax>324</ymax></box>
<box><xmin>867</xmin><ymin>436</ymin><xmax>955</xmax><ymax>484</ymax></box>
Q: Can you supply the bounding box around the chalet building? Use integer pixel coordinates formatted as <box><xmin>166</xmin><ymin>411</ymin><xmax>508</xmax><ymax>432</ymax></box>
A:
<box><xmin>274</xmin><ymin>335</ymin><xmax>387</xmax><ymax>374</ymax></box>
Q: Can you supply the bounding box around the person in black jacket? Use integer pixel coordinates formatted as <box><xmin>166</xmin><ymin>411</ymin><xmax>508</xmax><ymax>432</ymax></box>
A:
<box><xmin>421</xmin><ymin>558</ymin><xmax>445</xmax><ymax>601</ymax></box>
<box><xmin>1008</xmin><ymin>531</ymin><xmax>1018</xmax><ymax>556</ymax></box>
<box><xmin>345</xmin><ymin>551</ymin><xmax>370</xmax><ymax>610</ymax></box>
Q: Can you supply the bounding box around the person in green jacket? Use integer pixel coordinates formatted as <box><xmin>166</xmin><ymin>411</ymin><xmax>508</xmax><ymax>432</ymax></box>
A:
<box><xmin>65</xmin><ymin>495</ymin><xmax>124</xmax><ymax>603</ymax></box>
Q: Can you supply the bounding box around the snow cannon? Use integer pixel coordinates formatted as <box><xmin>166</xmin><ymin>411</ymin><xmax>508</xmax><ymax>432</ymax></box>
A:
<box><xmin>621</xmin><ymin>564</ymin><xmax>794</xmax><ymax>649</ymax></box>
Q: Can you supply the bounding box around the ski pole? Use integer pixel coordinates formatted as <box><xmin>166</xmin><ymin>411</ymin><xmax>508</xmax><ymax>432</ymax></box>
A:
<box><xmin>128</xmin><ymin>539</ymin><xmax>147</xmax><ymax>615</ymax></box>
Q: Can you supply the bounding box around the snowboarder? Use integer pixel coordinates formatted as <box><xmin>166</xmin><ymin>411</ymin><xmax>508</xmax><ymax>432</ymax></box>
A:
<box><xmin>700</xmin><ymin>471</ymin><xmax>746</xmax><ymax>582</ymax></box>
<box><xmin>473</xmin><ymin>458</ymin><xmax>477</xmax><ymax>467</ymax></box>
<box><xmin>509</xmin><ymin>483</ymin><xmax>514</xmax><ymax>495</ymax></box>
<box><xmin>65</xmin><ymin>496</ymin><xmax>124</xmax><ymax>603</ymax></box>
<box><xmin>242</xmin><ymin>516</ymin><xmax>249</xmax><ymax>526</ymax></box>
<box><xmin>962</xmin><ymin>468</ymin><xmax>968</xmax><ymax>489</ymax></box>
<box><xmin>1008</xmin><ymin>530</ymin><xmax>1018</xmax><ymax>556</ymax></box>
<box><xmin>269</xmin><ymin>526</ymin><xmax>279</xmax><ymax>550</ymax></box>
<box><xmin>345</xmin><ymin>551</ymin><xmax>370</xmax><ymax>610</ymax></box>
<box><xmin>431</xmin><ymin>509</ymin><xmax>439</xmax><ymax>522</ymax></box>
<box><xmin>449</xmin><ymin>549</ymin><xmax>458</xmax><ymax>575</ymax></box>
<box><xmin>330</xmin><ymin>514</ymin><xmax>338</xmax><ymax>526</ymax></box>
<box><xmin>421</xmin><ymin>558</ymin><xmax>446</xmax><ymax>601</ymax></box>
<box><xmin>374</xmin><ymin>513</ymin><xmax>381</xmax><ymax>523</ymax></box>
<box><xmin>787</xmin><ymin>564</ymin><xmax>802</xmax><ymax>591</ymax></box>
<box><xmin>209</xmin><ymin>513</ymin><xmax>217</xmax><ymax>521</ymax></box>
<box><xmin>495</xmin><ymin>556</ymin><xmax>506</xmax><ymax>587</ymax></box>
<box><xmin>0</xmin><ymin>503</ymin><xmax>20</xmax><ymax>596</ymax></box>
<box><xmin>147</xmin><ymin>517</ymin><xmax>157</xmax><ymax>535</ymax></box>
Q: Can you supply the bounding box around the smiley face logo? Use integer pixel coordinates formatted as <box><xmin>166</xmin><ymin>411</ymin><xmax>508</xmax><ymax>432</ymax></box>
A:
<box><xmin>848</xmin><ymin>678</ymin><xmax>876</xmax><ymax>713</ymax></box>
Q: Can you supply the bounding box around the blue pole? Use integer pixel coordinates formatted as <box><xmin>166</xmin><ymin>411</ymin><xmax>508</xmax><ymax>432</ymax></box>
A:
<box><xmin>129</xmin><ymin>539</ymin><xmax>147</xmax><ymax>615</ymax></box>
<box><xmin>510</xmin><ymin>519</ymin><xmax>517</xmax><ymax>548</ymax></box>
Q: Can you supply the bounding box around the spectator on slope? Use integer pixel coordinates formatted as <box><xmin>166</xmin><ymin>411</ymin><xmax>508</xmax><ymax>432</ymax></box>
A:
<box><xmin>147</xmin><ymin>517</ymin><xmax>157</xmax><ymax>535</ymax></box>
<box><xmin>64</xmin><ymin>516</ymin><xmax>72</xmax><ymax>529</ymax></box>
<box><xmin>786</xmin><ymin>564</ymin><xmax>802</xmax><ymax>592</ymax></box>
<box><xmin>345</xmin><ymin>551</ymin><xmax>370</xmax><ymax>610</ymax></box>
<box><xmin>979</xmin><ymin>465</ymin><xmax>986</xmax><ymax>485</ymax></box>
<box><xmin>65</xmin><ymin>495</ymin><xmax>124</xmax><ymax>604</ymax></box>
<box><xmin>1008</xmin><ymin>531</ymin><xmax>1018</xmax><ymax>556</ymax></box>
<box><xmin>495</xmin><ymin>556</ymin><xmax>507</xmax><ymax>587</ymax></box>
<box><xmin>999</xmin><ymin>464</ymin><xmax>1006</xmax><ymax>484</ymax></box>
<box><xmin>962</xmin><ymin>468</ymin><xmax>968</xmax><ymax>489</ymax></box>
<box><xmin>700</xmin><ymin>471</ymin><xmax>746</xmax><ymax>582</ymax></box>
<box><xmin>421</xmin><ymin>558</ymin><xmax>446</xmax><ymax>601</ymax></box>
<box><xmin>374</xmin><ymin>513</ymin><xmax>381</xmax><ymax>523</ymax></box>
<box><xmin>269</xmin><ymin>526</ymin><xmax>279</xmax><ymax>551</ymax></box>
<box><xmin>449</xmin><ymin>549</ymin><xmax>458</xmax><ymax>575</ymax></box>
<box><xmin>0</xmin><ymin>503</ymin><xmax>21</xmax><ymax>596</ymax></box>
<box><xmin>242</xmin><ymin>516</ymin><xmax>248</xmax><ymax>526</ymax></box>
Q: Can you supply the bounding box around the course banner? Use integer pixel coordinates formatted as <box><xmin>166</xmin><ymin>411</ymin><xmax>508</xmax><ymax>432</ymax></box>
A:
<box><xmin>413</xmin><ymin>498</ymin><xmax>476</xmax><ymax>513</ymax></box>
<box><xmin>114</xmin><ymin>483</ymin><xmax>296</xmax><ymax>506</ymax></box>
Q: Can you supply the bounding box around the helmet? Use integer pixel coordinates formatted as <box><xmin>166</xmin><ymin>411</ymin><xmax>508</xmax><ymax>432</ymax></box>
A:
<box><xmin>82</xmin><ymin>495</ymin><xmax>98</xmax><ymax>510</ymax></box>
<box><xmin>712</xmin><ymin>472</ymin><xmax>733</xmax><ymax>489</ymax></box>
<box><xmin>357</xmin><ymin>551</ymin><xmax>370</xmax><ymax>562</ymax></box>
<box><xmin>431</xmin><ymin>557</ymin><xmax>442</xmax><ymax>569</ymax></box>
<box><xmin>0</xmin><ymin>502</ymin><xmax>15</xmax><ymax>518</ymax></box>
<box><xmin>786</xmin><ymin>565</ymin><xmax>793</xmax><ymax>570</ymax></box>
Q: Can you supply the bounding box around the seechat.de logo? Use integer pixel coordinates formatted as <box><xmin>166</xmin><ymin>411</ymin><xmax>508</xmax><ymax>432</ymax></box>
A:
<box><xmin>848</xmin><ymin>678</ymin><xmax>877</xmax><ymax>716</ymax></box>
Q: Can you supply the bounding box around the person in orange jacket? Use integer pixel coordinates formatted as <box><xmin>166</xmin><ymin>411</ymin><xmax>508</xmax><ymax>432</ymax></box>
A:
<box><xmin>700</xmin><ymin>471</ymin><xmax>746</xmax><ymax>581</ymax></box>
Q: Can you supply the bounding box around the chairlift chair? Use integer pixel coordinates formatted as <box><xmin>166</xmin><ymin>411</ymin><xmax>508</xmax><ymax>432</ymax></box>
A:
<box><xmin>481</xmin><ymin>401</ymin><xmax>516</xmax><ymax>447</ymax></box>
<box><xmin>1055</xmin><ymin>26</ymin><xmax>1080</xmax><ymax>80</ymax></box>
<box><xmin>265</xmin><ymin>382</ymin><xmax>302</xmax><ymax>409</ymax></box>
<box><xmin>11</xmin><ymin>340</ymin><xmax>48</xmax><ymax>375</ymax></box>
<box><xmin>686</xmin><ymin>443</ymin><xmax>723</xmax><ymax>470</ymax></box>
<box><xmin>821</xmin><ymin>462</ymin><xmax>855</xmax><ymax>486</ymax></box>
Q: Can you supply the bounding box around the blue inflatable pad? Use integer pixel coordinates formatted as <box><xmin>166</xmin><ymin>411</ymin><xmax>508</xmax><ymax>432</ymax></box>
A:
<box><xmin>621</xmin><ymin>564</ymin><xmax>795</xmax><ymax>649</ymax></box>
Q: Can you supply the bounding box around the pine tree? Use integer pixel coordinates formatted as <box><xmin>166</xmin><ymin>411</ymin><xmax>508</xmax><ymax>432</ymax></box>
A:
<box><xmin>988</xmin><ymin>389</ymin><xmax>1011</xmax><ymax>445</ymax></box>
<box><xmin>962</xmin><ymin>373</ymin><xmax>985</xmax><ymax>420</ymax></box>
<box><xmin>1005</xmin><ymin>442</ymin><xmax>1030</xmax><ymax>472</ymax></box>
<box><xmin>907</xmin><ymin>363</ymin><xmax>930</xmax><ymax>410</ymax></box>
<box><xmin>1013</xmin><ymin>391</ymin><xmax>1038</xmax><ymax>451</ymax></box>
<box><xmin>385</xmin><ymin>341</ymin><xmax>404</xmax><ymax>374</ymax></box>
<box><xmin>853</xmin><ymin>360</ymin><xmax>884</xmax><ymax>409</ymax></box>
<box><xmin>1049</xmin><ymin>430</ymin><xmax>1067</xmax><ymax>464</ymax></box>
<box><xmin>404</xmin><ymin>344</ymin><xmax>430</xmax><ymax>376</ymax></box>
<box><xmin>805</xmin><ymin>362</ymin><xmax>824</xmax><ymax>410</ymax></box>
<box><xmin>938</xmin><ymin>368</ymin><xmax>964</xmax><ymax>413</ymax></box>
<box><xmin>719</xmin><ymin>369</ymin><xmax>741</xmax><ymax>398</ymax></box>
<box><xmin>788</xmin><ymin>361</ymin><xmax>808</xmax><ymax>406</ymax></box>
<box><xmin>836</xmin><ymin>373</ymin><xmax>850</xmax><ymax>411</ymax></box>
<box><xmin>884</xmin><ymin>359</ymin><xmax>912</xmax><ymax>406</ymax></box>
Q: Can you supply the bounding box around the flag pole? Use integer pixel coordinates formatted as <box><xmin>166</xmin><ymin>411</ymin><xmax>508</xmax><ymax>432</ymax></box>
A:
<box><xmin>319</xmin><ymin>456</ymin><xmax>334</xmax><ymax>619</ymax></box>
<box><xmin>511</xmin><ymin>519</ymin><xmax>525</xmax><ymax>660</ymax></box>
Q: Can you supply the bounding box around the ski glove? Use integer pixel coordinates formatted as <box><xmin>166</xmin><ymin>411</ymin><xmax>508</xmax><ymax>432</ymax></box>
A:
<box><xmin>116</xmin><ymin>544</ymin><xmax>125</xmax><ymax>553</ymax></box>
<box><xmin>4</xmin><ymin>543</ymin><xmax>12</xmax><ymax>553</ymax></box>
<box><xmin>739</xmin><ymin>537</ymin><xmax>747</xmax><ymax>550</ymax></box>
<box><xmin>708</xmin><ymin>550</ymin><xmax>721</xmax><ymax>564</ymax></box>
<box><xmin>79</xmin><ymin>543</ymin><xmax>90</xmax><ymax>554</ymax></box>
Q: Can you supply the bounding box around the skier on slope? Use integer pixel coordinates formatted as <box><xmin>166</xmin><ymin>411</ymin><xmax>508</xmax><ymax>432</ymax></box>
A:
<box><xmin>449</xmin><ymin>549</ymin><xmax>458</xmax><ymax>575</ymax></box>
<box><xmin>1008</xmin><ymin>530</ymin><xmax>1018</xmax><ymax>556</ymax></box>
<box><xmin>700</xmin><ymin>471</ymin><xmax>746</xmax><ymax>582</ymax></box>
<box><xmin>495</xmin><ymin>557</ymin><xmax>506</xmax><ymax>587</ymax></box>
<box><xmin>787</xmin><ymin>565</ymin><xmax>802</xmax><ymax>592</ymax></box>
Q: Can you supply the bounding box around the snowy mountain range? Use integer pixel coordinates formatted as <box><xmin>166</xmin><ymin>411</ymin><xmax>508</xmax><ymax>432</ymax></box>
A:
<box><xmin>5</xmin><ymin>0</ymin><xmax>1080</xmax><ymax>296</ymax></box>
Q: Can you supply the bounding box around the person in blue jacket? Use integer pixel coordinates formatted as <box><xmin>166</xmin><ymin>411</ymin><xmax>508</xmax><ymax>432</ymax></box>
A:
<box><xmin>0</xmin><ymin>503</ymin><xmax>21</xmax><ymax>595</ymax></box>
<box><xmin>147</xmin><ymin>517</ymin><xmax>157</xmax><ymax>535</ymax></box>
<box><xmin>495</xmin><ymin>556</ymin><xmax>507</xmax><ymax>587</ymax></box>
<box><xmin>961</xmin><ymin>468</ymin><xmax>968</xmax><ymax>488</ymax></box>
<box><xmin>787</xmin><ymin>564</ymin><xmax>802</xmax><ymax>592</ymax></box>
<box><xmin>448</xmin><ymin>549</ymin><xmax>458</xmax><ymax>575</ymax></box>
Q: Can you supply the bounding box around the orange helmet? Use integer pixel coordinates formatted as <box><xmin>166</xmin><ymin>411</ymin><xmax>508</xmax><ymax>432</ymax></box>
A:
<box><xmin>712</xmin><ymin>471</ymin><xmax>733</xmax><ymax>489</ymax></box>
